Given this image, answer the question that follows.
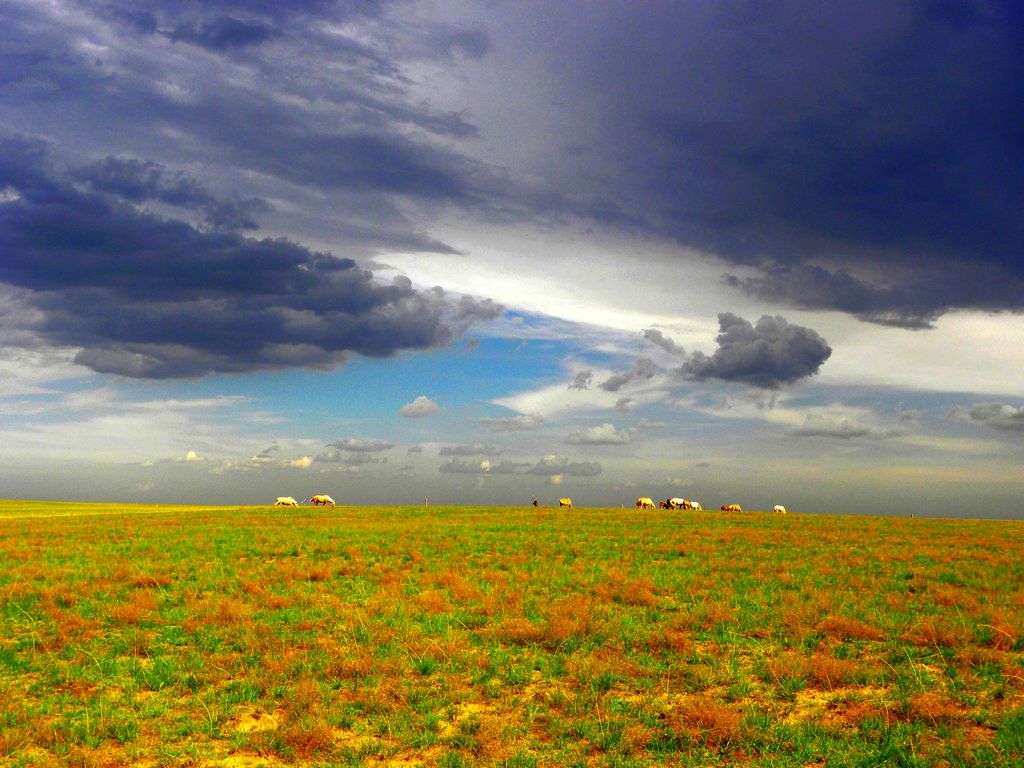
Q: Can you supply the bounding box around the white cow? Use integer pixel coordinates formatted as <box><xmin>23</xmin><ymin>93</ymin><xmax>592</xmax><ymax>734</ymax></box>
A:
<box><xmin>774</xmin><ymin>504</ymin><xmax>787</xmax><ymax>515</ymax></box>
<box><xmin>691</xmin><ymin>501</ymin><xmax>703</xmax><ymax>511</ymax></box>
<box><xmin>274</xmin><ymin>496</ymin><xmax>299</xmax><ymax>507</ymax></box>
<box><xmin>310</xmin><ymin>495</ymin><xmax>335</xmax><ymax>507</ymax></box>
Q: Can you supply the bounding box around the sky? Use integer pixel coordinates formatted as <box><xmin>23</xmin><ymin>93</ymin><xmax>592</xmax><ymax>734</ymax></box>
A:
<box><xmin>1</xmin><ymin>0</ymin><xmax>1022</xmax><ymax>517</ymax></box>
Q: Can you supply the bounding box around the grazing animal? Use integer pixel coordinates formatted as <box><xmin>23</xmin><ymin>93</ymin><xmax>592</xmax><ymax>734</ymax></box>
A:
<box><xmin>668</xmin><ymin>497</ymin><xmax>692</xmax><ymax>510</ymax></box>
<box><xmin>721</xmin><ymin>503</ymin><xmax>742</xmax><ymax>512</ymax></box>
<box><xmin>691</xmin><ymin>501</ymin><xmax>703</xmax><ymax>511</ymax></box>
<box><xmin>774</xmin><ymin>504</ymin><xmax>787</xmax><ymax>515</ymax></box>
<box><xmin>636</xmin><ymin>497</ymin><xmax>655</xmax><ymax>509</ymax></box>
<box><xmin>532</xmin><ymin>499</ymin><xmax>539</xmax><ymax>507</ymax></box>
<box><xmin>274</xmin><ymin>496</ymin><xmax>299</xmax><ymax>507</ymax></box>
<box><xmin>559</xmin><ymin>498</ymin><xmax>573</xmax><ymax>509</ymax></box>
<box><xmin>310</xmin><ymin>495</ymin><xmax>335</xmax><ymax>507</ymax></box>
<box><xmin>659</xmin><ymin>501</ymin><xmax>668</xmax><ymax>509</ymax></box>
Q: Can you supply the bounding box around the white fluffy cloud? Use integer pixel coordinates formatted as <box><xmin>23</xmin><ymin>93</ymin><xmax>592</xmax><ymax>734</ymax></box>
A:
<box><xmin>400</xmin><ymin>395</ymin><xmax>441</xmax><ymax>418</ymax></box>
<box><xmin>565</xmin><ymin>423</ymin><xmax>635</xmax><ymax>445</ymax></box>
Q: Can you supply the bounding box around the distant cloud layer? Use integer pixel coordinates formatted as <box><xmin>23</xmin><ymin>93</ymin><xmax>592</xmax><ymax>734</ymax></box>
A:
<box><xmin>327</xmin><ymin>439</ymin><xmax>394</xmax><ymax>453</ymax></box>
<box><xmin>786</xmin><ymin>416</ymin><xmax>904</xmax><ymax>441</ymax></box>
<box><xmin>966</xmin><ymin>403</ymin><xmax>1024</xmax><ymax>432</ymax></box>
<box><xmin>438</xmin><ymin>454</ymin><xmax>599</xmax><ymax>477</ymax></box>
<box><xmin>439</xmin><ymin>443</ymin><xmax>507</xmax><ymax>456</ymax></box>
<box><xmin>526</xmin><ymin>455</ymin><xmax>602</xmax><ymax>477</ymax></box>
<box><xmin>477</xmin><ymin>414</ymin><xmax>544</xmax><ymax>432</ymax></box>
<box><xmin>680</xmin><ymin>314</ymin><xmax>832</xmax><ymax>389</ymax></box>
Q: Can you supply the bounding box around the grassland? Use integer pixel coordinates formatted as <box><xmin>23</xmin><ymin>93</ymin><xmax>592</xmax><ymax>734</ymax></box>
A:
<box><xmin>0</xmin><ymin>500</ymin><xmax>1021</xmax><ymax>767</ymax></box>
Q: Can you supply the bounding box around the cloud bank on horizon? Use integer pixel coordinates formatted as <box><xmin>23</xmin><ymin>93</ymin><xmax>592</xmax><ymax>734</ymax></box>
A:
<box><xmin>0</xmin><ymin>0</ymin><xmax>1022</xmax><ymax>515</ymax></box>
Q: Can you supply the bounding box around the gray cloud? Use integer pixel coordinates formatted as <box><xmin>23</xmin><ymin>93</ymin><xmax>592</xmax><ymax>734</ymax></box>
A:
<box><xmin>327</xmin><ymin>438</ymin><xmax>394</xmax><ymax>453</ymax></box>
<box><xmin>966</xmin><ymin>403</ymin><xmax>1024</xmax><ymax>432</ymax></box>
<box><xmin>438</xmin><ymin>443</ymin><xmax>509</xmax><ymax>456</ymax></box>
<box><xmin>680</xmin><ymin>314</ymin><xmax>832</xmax><ymax>389</ymax></box>
<box><xmin>565</xmin><ymin>423</ymin><xmax>635</xmax><ymax>446</ymax></box>
<box><xmin>477</xmin><ymin>413</ymin><xmax>544</xmax><ymax>432</ymax></box>
<box><xmin>315</xmin><ymin>450</ymin><xmax>383</xmax><ymax>466</ymax></box>
<box><xmin>614</xmin><ymin>397</ymin><xmax>636</xmax><ymax>413</ymax></box>
<box><xmin>525</xmin><ymin>455</ymin><xmax>602</xmax><ymax>477</ymax></box>
<box><xmin>900</xmin><ymin>409</ymin><xmax>926</xmax><ymax>423</ymax></box>
<box><xmin>438</xmin><ymin>458</ymin><xmax>488</xmax><ymax>474</ymax></box>
<box><xmin>439</xmin><ymin>458</ymin><xmax>529</xmax><ymax>475</ymax></box>
<box><xmin>637</xmin><ymin>419</ymin><xmax>665</xmax><ymax>430</ymax></box>
<box><xmin>600</xmin><ymin>358</ymin><xmax>657</xmax><ymax>392</ymax></box>
<box><xmin>568</xmin><ymin>370</ymin><xmax>593</xmax><ymax>390</ymax></box>
<box><xmin>642</xmin><ymin>329</ymin><xmax>685</xmax><ymax>356</ymax></box>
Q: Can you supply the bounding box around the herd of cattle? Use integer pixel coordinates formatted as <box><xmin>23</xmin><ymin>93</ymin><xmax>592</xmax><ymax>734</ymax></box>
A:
<box><xmin>272</xmin><ymin>495</ymin><xmax>786</xmax><ymax>514</ymax></box>
<box><xmin>630</xmin><ymin>498</ymin><xmax>785</xmax><ymax>514</ymax></box>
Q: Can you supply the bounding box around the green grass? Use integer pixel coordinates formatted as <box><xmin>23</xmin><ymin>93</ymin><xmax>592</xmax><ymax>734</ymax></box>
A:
<box><xmin>0</xmin><ymin>499</ymin><xmax>1022</xmax><ymax>766</ymax></box>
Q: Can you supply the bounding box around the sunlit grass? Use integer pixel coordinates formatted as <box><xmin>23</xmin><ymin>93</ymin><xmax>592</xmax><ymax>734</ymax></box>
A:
<box><xmin>0</xmin><ymin>499</ymin><xmax>1021</xmax><ymax>766</ymax></box>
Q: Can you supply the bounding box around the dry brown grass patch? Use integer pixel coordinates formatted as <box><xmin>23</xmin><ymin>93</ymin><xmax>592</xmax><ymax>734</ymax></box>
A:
<box><xmin>434</xmin><ymin>569</ymin><xmax>484</xmax><ymax>603</ymax></box>
<box><xmin>818</xmin><ymin>615</ymin><xmax>885</xmax><ymax>641</ymax></box>
<box><xmin>665</xmin><ymin>695</ymin><xmax>741</xmax><ymax>746</ymax></box>
<box><xmin>765</xmin><ymin>651</ymin><xmax>809</xmax><ymax>684</ymax></box>
<box><xmin>280</xmin><ymin>717</ymin><xmax>334</xmax><ymax>759</ymax></box>
<box><xmin>496</xmin><ymin>617</ymin><xmax>545</xmax><ymax>646</ymax></box>
<box><xmin>907</xmin><ymin>691</ymin><xmax>966</xmax><ymax>724</ymax></box>
<box><xmin>902</xmin><ymin>620</ymin><xmax>970</xmax><ymax>648</ymax></box>
<box><xmin>808</xmin><ymin>653</ymin><xmax>866</xmax><ymax>689</ymax></box>
<box><xmin>980</xmin><ymin>613</ymin><xmax>1018</xmax><ymax>651</ymax></box>
<box><xmin>414</xmin><ymin>589</ymin><xmax>451</xmax><ymax>614</ymax></box>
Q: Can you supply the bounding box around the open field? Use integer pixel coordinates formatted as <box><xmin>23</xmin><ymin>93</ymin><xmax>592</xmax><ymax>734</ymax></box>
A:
<box><xmin>1</xmin><ymin>500</ymin><xmax>1022</xmax><ymax>767</ymax></box>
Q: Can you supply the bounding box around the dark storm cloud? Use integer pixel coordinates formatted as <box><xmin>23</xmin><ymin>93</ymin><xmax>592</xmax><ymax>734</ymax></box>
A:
<box><xmin>1</xmin><ymin>1</ymin><xmax>486</xmax><ymax>201</ymax></box>
<box><xmin>78</xmin><ymin>156</ymin><xmax>270</xmax><ymax>231</ymax></box>
<box><xmin>680</xmin><ymin>314</ymin><xmax>832</xmax><ymax>389</ymax></box>
<box><xmin>600</xmin><ymin>358</ymin><xmax>657</xmax><ymax>392</ymax></box>
<box><xmin>168</xmin><ymin>16</ymin><xmax>278</xmax><ymax>50</ymax></box>
<box><xmin>7</xmin><ymin>0</ymin><xmax>1022</xmax><ymax>330</ymax></box>
<box><xmin>965</xmin><ymin>403</ymin><xmax>1024</xmax><ymax>432</ymax></box>
<box><xmin>495</xmin><ymin>1</ymin><xmax>1024</xmax><ymax>323</ymax></box>
<box><xmin>0</xmin><ymin>141</ymin><xmax>502</xmax><ymax>378</ymax></box>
